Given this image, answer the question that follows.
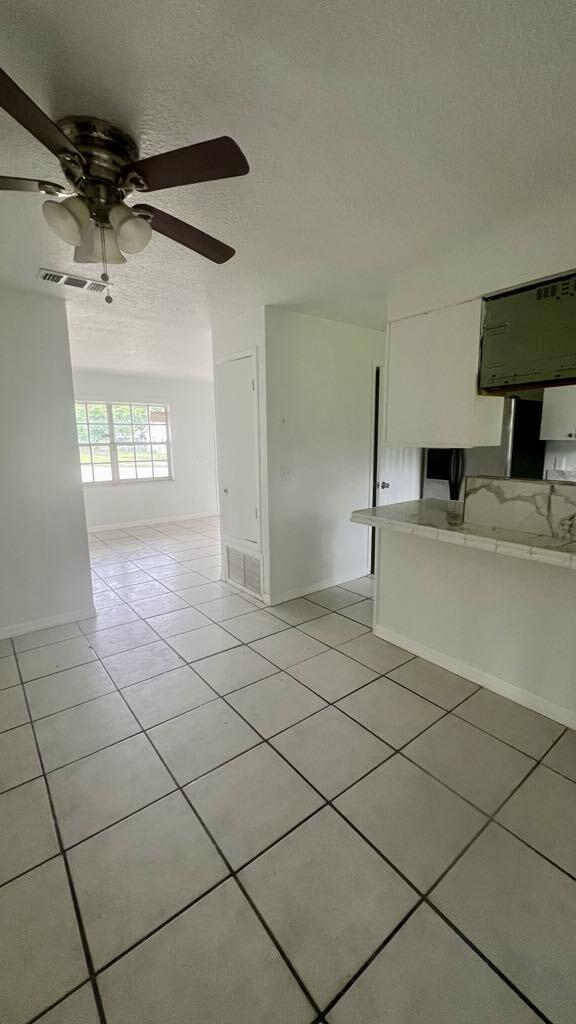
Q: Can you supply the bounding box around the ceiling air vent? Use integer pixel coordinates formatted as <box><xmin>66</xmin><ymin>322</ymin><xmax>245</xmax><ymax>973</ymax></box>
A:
<box><xmin>36</xmin><ymin>268</ymin><xmax>109</xmax><ymax>295</ymax></box>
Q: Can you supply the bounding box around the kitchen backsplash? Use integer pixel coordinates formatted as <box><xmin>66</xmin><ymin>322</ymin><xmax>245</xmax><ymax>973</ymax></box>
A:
<box><xmin>464</xmin><ymin>475</ymin><xmax>576</xmax><ymax>540</ymax></box>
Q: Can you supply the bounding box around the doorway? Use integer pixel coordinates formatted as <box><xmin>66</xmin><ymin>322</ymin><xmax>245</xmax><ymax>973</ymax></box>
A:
<box><xmin>370</xmin><ymin>366</ymin><xmax>422</xmax><ymax>570</ymax></box>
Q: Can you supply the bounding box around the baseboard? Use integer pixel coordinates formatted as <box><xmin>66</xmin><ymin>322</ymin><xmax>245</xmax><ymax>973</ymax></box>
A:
<box><xmin>0</xmin><ymin>604</ymin><xmax>97</xmax><ymax>641</ymax></box>
<box><xmin>373</xmin><ymin>624</ymin><xmax>576</xmax><ymax>730</ymax></box>
<box><xmin>268</xmin><ymin>567</ymin><xmax>371</xmax><ymax>607</ymax></box>
<box><xmin>88</xmin><ymin>511</ymin><xmax>219</xmax><ymax>532</ymax></box>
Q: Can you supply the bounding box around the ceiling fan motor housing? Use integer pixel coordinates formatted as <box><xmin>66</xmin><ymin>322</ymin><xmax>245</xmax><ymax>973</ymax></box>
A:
<box><xmin>56</xmin><ymin>116</ymin><xmax>145</xmax><ymax>223</ymax></box>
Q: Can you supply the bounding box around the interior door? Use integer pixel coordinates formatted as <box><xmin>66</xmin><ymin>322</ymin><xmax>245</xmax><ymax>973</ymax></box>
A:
<box><xmin>373</xmin><ymin>367</ymin><xmax>422</xmax><ymax>507</ymax></box>
<box><xmin>216</xmin><ymin>353</ymin><xmax>260</xmax><ymax>544</ymax></box>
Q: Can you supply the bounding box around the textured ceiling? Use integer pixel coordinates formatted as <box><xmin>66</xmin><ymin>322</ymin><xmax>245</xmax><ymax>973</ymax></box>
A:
<box><xmin>0</xmin><ymin>0</ymin><xmax>575</xmax><ymax>378</ymax></box>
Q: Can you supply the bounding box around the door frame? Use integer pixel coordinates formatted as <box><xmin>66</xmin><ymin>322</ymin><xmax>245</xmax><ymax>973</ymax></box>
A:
<box><xmin>214</xmin><ymin>348</ymin><xmax>264</xmax><ymax>560</ymax></box>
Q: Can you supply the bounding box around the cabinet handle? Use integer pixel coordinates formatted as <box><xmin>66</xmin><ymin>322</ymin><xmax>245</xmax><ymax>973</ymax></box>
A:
<box><xmin>567</xmin><ymin>433</ymin><xmax>574</xmax><ymax>438</ymax></box>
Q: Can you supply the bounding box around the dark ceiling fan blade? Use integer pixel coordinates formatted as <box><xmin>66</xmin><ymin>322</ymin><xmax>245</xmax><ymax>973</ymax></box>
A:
<box><xmin>0</xmin><ymin>68</ymin><xmax>82</xmax><ymax>159</ymax></box>
<box><xmin>124</xmin><ymin>136</ymin><xmax>249</xmax><ymax>192</ymax></box>
<box><xmin>133</xmin><ymin>204</ymin><xmax>235</xmax><ymax>263</ymax></box>
<box><xmin>0</xmin><ymin>175</ymin><xmax>70</xmax><ymax>195</ymax></box>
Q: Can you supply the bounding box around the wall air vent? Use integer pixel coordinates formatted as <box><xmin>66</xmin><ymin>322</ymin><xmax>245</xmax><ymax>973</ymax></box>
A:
<box><xmin>36</xmin><ymin>268</ymin><xmax>109</xmax><ymax>295</ymax></box>
<box><xmin>226</xmin><ymin>545</ymin><xmax>262</xmax><ymax>596</ymax></box>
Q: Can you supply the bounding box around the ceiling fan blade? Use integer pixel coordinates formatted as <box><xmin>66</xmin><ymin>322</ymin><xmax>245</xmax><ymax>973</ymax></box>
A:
<box><xmin>124</xmin><ymin>136</ymin><xmax>249</xmax><ymax>192</ymax></box>
<box><xmin>133</xmin><ymin>204</ymin><xmax>235</xmax><ymax>263</ymax></box>
<box><xmin>0</xmin><ymin>68</ymin><xmax>81</xmax><ymax>160</ymax></box>
<box><xmin>0</xmin><ymin>175</ymin><xmax>70</xmax><ymax>195</ymax></box>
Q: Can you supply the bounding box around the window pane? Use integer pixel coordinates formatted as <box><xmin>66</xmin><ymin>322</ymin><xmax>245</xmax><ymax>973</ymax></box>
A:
<box><xmin>88</xmin><ymin>421</ymin><xmax>111</xmax><ymax>443</ymax></box>
<box><xmin>119</xmin><ymin>463</ymin><xmax>137</xmax><ymax>480</ymax></box>
<box><xmin>81</xmin><ymin>464</ymin><xmax>94</xmax><ymax>483</ymax></box>
<box><xmin>135</xmin><ymin>445</ymin><xmax>152</xmax><ymax>462</ymax></box>
<box><xmin>133</xmin><ymin>423</ymin><xmax>150</xmax><ymax>442</ymax></box>
<box><xmin>150</xmin><ymin>424</ymin><xmax>167</xmax><ymax>442</ymax></box>
<box><xmin>93</xmin><ymin>464</ymin><xmax>113</xmax><ymax>482</ymax></box>
<box><xmin>136</xmin><ymin>464</ymin><xmax>153</xmax><ymax>479</ymax></box>
<box><xmin>117</xmin><ymin>444</ymin><xmax>135</xmax><ymax>463</ymax></box>
<box><xmin>151</xmin><ymin>443</ymin><xmax>168</xmax><ymax>461</ymax></box>
<box><xmin>91</xmin><ymin>444</ymin><xmax>111</xmax><ymax>463</ymax></box>
<box><xmin>75</xmin><ymin>403</ymin><xmax>87</xmax><ymax>423</ymax></box>
<box><xmin>114</xmin><ymin>424</ymin><xmax>133</xmax><ymax>442</ymax></box>
<box><xmin>131</xmin><ymin>405</ymin><xmax>148</xmax><ymax>424</ymax></box>
<box><xmin>87</xmin><ymin>403</ymin><xmax>107</xmax><ymax>423</ymax></box>
<box><xmin>79</xmin><ymin>445</ymin><xmax>91</xmax><ymax>464</ymax></box>
<box><xmin>149</xmin><ymin>406</ymin><xmax>167</xmax><ymax>424</ymax></box>
<box><xmin>112</xmin><ymin>403</ymin><xmax>132</xmax><ymax>424</ymax></box>
<box><xmin>77</xmin><ymin>423</ymin><xmax>89</xmax><ymax>443</ymax></box>
<box><xmin>153</xmin><ymin>462</ymin><xmax>169</xmax><ymax>478</ymax></box>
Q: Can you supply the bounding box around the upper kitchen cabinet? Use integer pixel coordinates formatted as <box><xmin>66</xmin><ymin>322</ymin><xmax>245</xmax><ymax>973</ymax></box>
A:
<box><xmin>540</xmin><ymin>385</ymin><xmax>576</xmax><ymax>440</ymax></box>
<box><xmin>383</xmin><ymin>299</ymin><xmax>504</xmax><ymax>448</ymax></box>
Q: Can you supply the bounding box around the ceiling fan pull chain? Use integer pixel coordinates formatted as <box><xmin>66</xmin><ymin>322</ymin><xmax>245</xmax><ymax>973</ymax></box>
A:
<box><xmin>99</xmin><ymin>227</ymin><xmax>114</xmax><ymax>304</ymax></box>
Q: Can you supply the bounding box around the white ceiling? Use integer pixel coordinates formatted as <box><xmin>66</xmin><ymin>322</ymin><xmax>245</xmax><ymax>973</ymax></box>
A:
<box><xmin>0</xmin><ymin>0</ymin><xmax>575</xmax><ymax>378</ymax></box>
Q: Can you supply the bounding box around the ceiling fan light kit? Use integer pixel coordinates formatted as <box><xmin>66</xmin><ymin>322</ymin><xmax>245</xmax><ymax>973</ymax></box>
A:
<box><xmin>0</xmin><ymin>67</ymin><xmax>250</xmax><ymax>301</ymax></box>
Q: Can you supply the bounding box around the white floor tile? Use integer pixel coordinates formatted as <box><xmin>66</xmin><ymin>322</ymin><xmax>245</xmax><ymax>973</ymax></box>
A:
<box><xmin>13</xmin><ymin>623</ymin><xmax>81</xmax><ymax>653</ymax></box>
<box><xmin>328</xmin><ymin>904</ymin><xmax>540</xmax><ymax>1023</ymax></box>
<box><xmin>148</xmin><ymin>699</ymin><xmax>260</xmax><ymax>785</ymax></box>
<box><xmin>298</xmin><ymin>612</ymin><xmax>369</xmax><ymax>647</ymax></box>
<box><xmin>337</xmin><ymin>634</ymin><xmax>413</xmax><ymax>675</ymax></box>
<box><xmin>35</xmin><ymin>692</ymin><xmax>140</xmax><ymax>771</ymax></box>
<box><xmin>455</xmin><ymin>688</ymin><xmax>564</xmax><ymax>758</ymax></box>
<box><xmin>86</xmin><ymin>621</ymin><xmax>158</xmax><ymax>658</ymax></box>
<box><xmin>48</xmin><ymin>734</ymin><xmax>175</xmax><ymax>847</ymax></box>
<box><xmin>186</xmin><ymin>745</ymin><xmax>323</xmax><ymax>867</ymax></box>
<box><xmin>167</xmin><ymin>624</ymin><xmax>240</xmax><ymax>662</ymax></box>
<box><xmin>25</xmin><ymin>662</ymin><xmax>115</xmax><ymax>720</ymax></box>
<box><xmin>240</xmin><ymin>807</ymin><xmax>417</xmax><ymax>1006</ymax></box>
<box><xmin>250</xmin><ymin>629</ymin><xmax>329</xmax><ymax>669</ymax></box>
<box><xmin>102</xmin><ymin>641</ymin><xmax>185</xmax><ymax>688</ymax></box>
<box><xmin>144</xmin><ymin>607</ymin><xmax>212</xmax><ymax>637</ymax></box>
<box><xmin>228</xmin><ymin>673</ymin><xmax>326</xmax><ymax>737</ymax></box>
<box><xmin>0</xmin><ymin>778</ymin><xmax>58</xmax><ymax>885</ymax></box>
<box><xmin>17</xmin><ymin>637</ymin><xmax>97</xmax><ymax>683</ymax></box>
<box><xmin>272</xmin><ymin>706</ymin><xmax>392</xmax><ymax>799</ymax></box>
<box><xmin>36</xmin><ymin>984</ymin><xmax>100</xmax><ymax>1024</ymax></box>
<box><xmin>0</xmin><ymin>685</ymin><xmax>29</xmax><ymax>732</ymax></box>
<box><xmin>0</xmin><ymin>858</ymin><xmax>87</xmax><ymax>1024</ymax></box>
<box><xmin>288</xmin><ymin>649</ymin><xmax>378</xmax><ymax>702</ymax></box>
<box><xmin>122</xmin><ymin>666</ymin><xmax>216</xmax><ymax>728</ymax></box>
<box><xmin>306</xmin><ymin>586</ymin><xmax>366</xmax><ymax>611</ymax></box>
<box><xmin>195</xmin><ymin>595</ymin><xmax>257</xmax><ymax>622</ymax></box>
<box><xmin>69</xmin><ymin>792</ymin><xmax>227</xmax><ymax>968</ymax></box>
<box><xmin>0</xmin><ymin>724</ymin><xmax>42</xmax><ymax>793</ymax></box>
<box><xmin>337</xmin><ymin>677</ymin><xmax>444</xmax><ymax>747</ymax></box>
<box><xmin>193</xmin><ymin>646</ymin><xmax>277</xmax><ymax>695</ymax></box>
<box><xmin>99</xmin><ymin>879</ymin><xmax>313</xmax><ymax>1024</ymax></box>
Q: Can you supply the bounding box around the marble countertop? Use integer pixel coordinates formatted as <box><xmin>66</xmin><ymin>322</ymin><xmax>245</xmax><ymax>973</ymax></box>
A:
<box><xmin>351</xmin><ymin>499</ymin><xmax>576</xmax><ymax>570</ymax></box>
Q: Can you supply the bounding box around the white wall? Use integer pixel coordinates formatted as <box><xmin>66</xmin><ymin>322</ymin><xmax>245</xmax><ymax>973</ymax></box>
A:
<box><xmin>0</xmin><ymin>283</ymin><xmax>93</xmax><ymax>638</ymax></box>
<box><xmin>265</xmin><ymin>308</ymin><xmax>383</xmax><ymax>601</ymax></box>
<box><xmin>73</xmin><ymin>371</ymin><xmax>218</xmax><ymax>529</ymax></box>
<box><xmin>212</xmin><ymin>307</ymin><xmax>383</xmax><ymax>603</ymax></box>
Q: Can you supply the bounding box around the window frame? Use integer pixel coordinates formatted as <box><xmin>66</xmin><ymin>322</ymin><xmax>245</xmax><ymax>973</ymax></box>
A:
<box><xmin>75</xmin><ymin>400</ymin><xmax>174</xmax><ymax>486</ymax></box>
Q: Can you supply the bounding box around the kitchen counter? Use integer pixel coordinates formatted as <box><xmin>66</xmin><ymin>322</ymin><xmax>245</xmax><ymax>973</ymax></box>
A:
<box><xmin>352</xmin><ymin>497</ymin><xmax>576</xmax><ymax>729</ymax></box>
<box><xmin>352</xmin><ymin>499</ymin><xmax>576</xmax><ymax>570</ymax></box>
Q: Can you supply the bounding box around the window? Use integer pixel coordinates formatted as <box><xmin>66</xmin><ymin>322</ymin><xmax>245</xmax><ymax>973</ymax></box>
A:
<box><xmin>75</xmin><ymin>402</ymin><xmax>172</xmax><ymax>483</ymax></box>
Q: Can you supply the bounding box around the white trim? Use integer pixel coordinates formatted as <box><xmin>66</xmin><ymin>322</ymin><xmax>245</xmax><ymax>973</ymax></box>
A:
<box><xmin>373</xmin><ymin>623</ymin><xmax>576</xmax><ymax>730</ymax></box>
<box><xmin>87</xmin><ymin>511</ymin><xmax>219</xmax><ymax>532</ymax></box>
<box><xmin>1</xmin><ymin>605</ymin><xmax>97</xmax><ymax>641</ymax></box>
<box><xmin>267</xmin><ymin>567</ymin><xmax>372</xmax><ymax>607</ymax></box>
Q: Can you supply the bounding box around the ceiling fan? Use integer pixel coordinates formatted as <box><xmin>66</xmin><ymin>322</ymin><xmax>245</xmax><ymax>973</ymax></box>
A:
<box><xmin>0</xmin><ymin>66</ymin><xmax>249</xmax><ymax>298</ymax></box>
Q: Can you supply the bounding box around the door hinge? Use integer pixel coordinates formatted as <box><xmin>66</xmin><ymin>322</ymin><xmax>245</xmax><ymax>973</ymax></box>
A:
<box><xmin>251</xmin><ymin>378</ymin><xmax>255</xmax><ymax>391</ymax></box>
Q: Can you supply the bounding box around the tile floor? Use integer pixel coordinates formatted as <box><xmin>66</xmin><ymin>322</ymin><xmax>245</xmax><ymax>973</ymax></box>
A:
<box><xmin>1</xmin><ymin>515</ymin><xmax>575</xmax><ymax>1022</ymax></box>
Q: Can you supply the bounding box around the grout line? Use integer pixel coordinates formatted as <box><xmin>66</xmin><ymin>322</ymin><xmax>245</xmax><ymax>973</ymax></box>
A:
<box><xmin>13</xmin><ymin>654</ymin><xmax>109</xmax><ymax>1024</ymax></box>
<box><xmin>107</xmin><ymin>682</ymin><xmax>322</xmax><ymax>1018</ymax></box>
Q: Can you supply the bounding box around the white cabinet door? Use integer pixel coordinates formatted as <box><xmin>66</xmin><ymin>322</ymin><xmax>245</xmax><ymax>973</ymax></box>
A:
<box><xmin>215</xmin><ymin>353</ymin><xmax>260</xmax><ymax>544</ymax></box>
<box><xmin>540</xmin><ymin>386</ymin><xmax>576</xmax><ymax>440</ymax></box>
<box><xmin>384</xmin><ymin>300</ymin><xmax>503</xmax><ymax>448</ymax></box>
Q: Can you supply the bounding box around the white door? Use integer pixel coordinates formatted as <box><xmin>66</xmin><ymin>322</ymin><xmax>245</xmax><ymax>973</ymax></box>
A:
<box><xmin>375</xmin><ymin>366</ymin><xmax>422</xmax><ymax>506</ymax></box>
<box><xmin>376</xmin><ymin>445</ymin><xmax>422</xmax><ymax>506</ymax></box>
<box><xmin>216</xmin><ymin>354</ymin><xmax>260</xmax><ymax>543</ymax></box>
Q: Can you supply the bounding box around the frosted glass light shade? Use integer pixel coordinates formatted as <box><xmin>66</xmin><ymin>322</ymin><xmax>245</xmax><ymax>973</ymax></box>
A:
<box><xmin>109</xmin><ymin>203</ymin><xmax>153</xmax><ymax>253</ymax></box>
<box><xmin>74</xmin><ymin>223</ymin><xmax>126</xmax><ymax>264</ymax></box>
<box><xmin>42</xmin><ymin>196</ymin><xmax>90</xmax><ymax>246</ymax></box>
